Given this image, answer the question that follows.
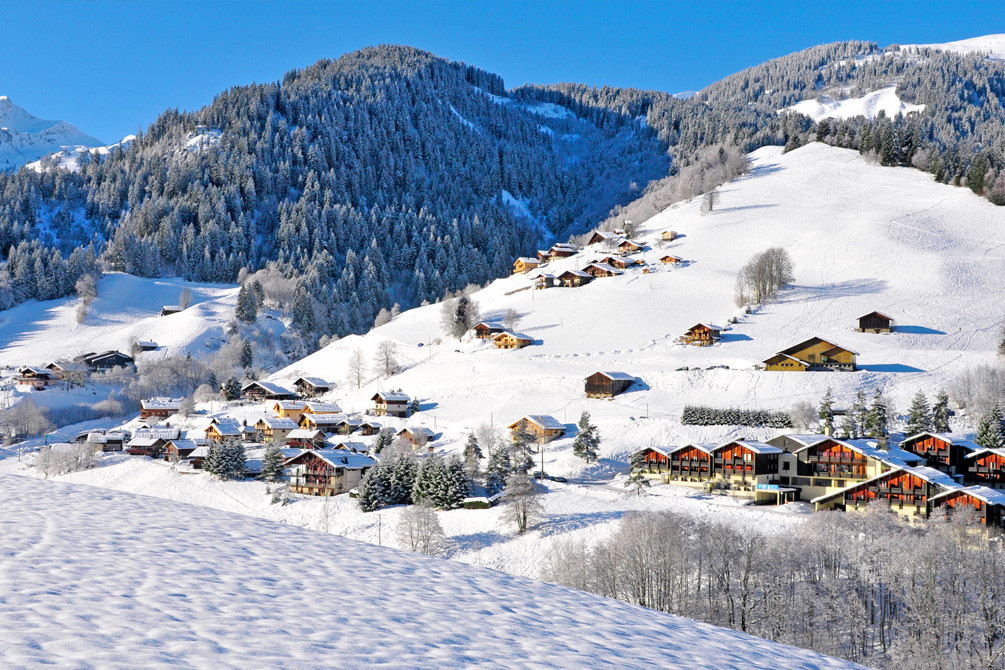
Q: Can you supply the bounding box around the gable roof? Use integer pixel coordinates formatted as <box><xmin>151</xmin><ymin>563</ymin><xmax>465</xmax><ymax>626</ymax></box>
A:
<box><xmin>274</xmin><ymin>400</ymin><xmax>307</xmax><ymax>410</ymax></box>
<box><xmin>687</xmin><ymin>323</ymin><xmax>723</xmax><ymax>333</ymax></box>
<box><xmin>398</xmin><ymin>426</ymin><xmax>435</xmax><ymax>439</ymax></box>
<box><xmin>592</xmin><ymin>371</ymin><xmax>635</xmax><ymax>381</ymax></box>
<box><xmin>493</xmin><ymin>331</ymin><xmax>533</xmax><ymax>342</ymax></box>
<box><xmin>558</xmin><ymin>269</ymin><xmax>592</xmax><ymax>279</ymax></box>
<box><xmin>300</xmin><ymin>449</ymin><xmax>376</xmax><ymax>470</ymax></box>
<box><xmin>301</xmin><ymin>413</ymin><xmax>349</xmax><ymax>426</ymax></box>
<box><xmin>779</xmin><ymin>337</ymin><xmax>858</xmax><ymax>357</ymax></box>
<box><xmin>285</xmin><ymin>429</ymin><xmax>326</xmax><ymax>441</ymax></box>
<box><xmin>584</xmin><ymin>262</ymin><xmax>624</xmax><ymax>275</ymax></box>
<box><xmin>930</xmin><ymin>485</ymin><xmax>1005</xmax><ymax>507</ymax></box>
<box><xmin>512</xmin><ymin>415</ymin><xmax>565</xmax><ymax>431</ymax></box>
<box><xmin>713</xmin><ymin>439</ymin><xmax>782</xmax><ymax>455</ymax></box>
<box><xmin>294</xmin><ymin>376</ymin><xmax>330</xmax><ymax>388</ymax></box>
<box><xmin>811</xmin><ymin>465</ymin><xmax>962</xmax><ymax>504</ymax></box>
<box><xmin>763</xmin><ymin>352</ymin><xmax>808</xmax><ymax>366</ymax></box>
<box><xmin>257</xmin><ymin>417</ymin><xmax>299</xmax><ymax>430</ymax></box>
<box><xmin>473</xmin><ymin>321</ymin><xmax>504</xmax><ymax>330</ymax></box>
<box><xmin>304</xmin><ymin>401</ymin><xmax>342</xmax><ymax>413</ymax></box>
<box><xmin>372</xmin><ymin>391</ymin><xmax>410</xmax><ymax>403</ymax></box>
<box><xmin>787</xmin><ymin>436</ymin><xmax>923</xmax><ymax>468</ymax></box>
<box><xmin>205</xmin><ymin>417</ymin><xmax>243</xmax><ymax>436</ymax></box>
<box><xmin>243</xmin><ymin>381</ymin><xmax>294</xmax><ymax>396</ymax></box>
<box><xmin>858</xmin><ymin>311</ymin><xmax>893</xmax><ymax>321</ymax></box>
<box><xmin>900</xmin><ymin>432</ymin><xmax>981</xmax><ymax>451</ymax></box>
<box><xmin>133</xmin><ymin>427</ymin><xmax>181</xmax><ymax>440</ymax></box>
<box><xmin>967</xmin><ymin>448</ymin><xmax>1005</xmax><ymax>461</ymax></box>
<box><xmin>664</xmin><ymin>443</ymin><xmax>717</xmax><ymax>456</ymax></box>
<box><xmin>140</xmin><ymin>397</ymin><xmax>182</xmax><ymax>411</ymax></box>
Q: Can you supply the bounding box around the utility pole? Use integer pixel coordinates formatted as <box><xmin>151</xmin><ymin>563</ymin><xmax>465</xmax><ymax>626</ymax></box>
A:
<box><xmin>377</xmin><ymin>513</ymin><xmax>382</xmax><ymax>546</ymax></box>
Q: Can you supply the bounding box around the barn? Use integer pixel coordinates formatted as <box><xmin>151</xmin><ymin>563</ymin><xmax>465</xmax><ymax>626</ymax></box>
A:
<box><xmin>681</xmin><ymin>323</ymin><xmax>722</xmax><ymax>346</ymax></box>
<box><xmin>585</xmin><ymin>371</ymin><xmax>635</xmax><ymax>398</ymax></box>
<box><xmin>857</xmin><ymin>311</ymin><xmax>894</xmax><ymax>333</ymax></box>
<box><xmin>492</xmin><ymin>331</ymin><xmax>534</xmax><ymax>349</ymax></box>
<box><xmin>473</xmin><ymin>322</ymin><xmax>505</xmax><ymax>339</ymax></box>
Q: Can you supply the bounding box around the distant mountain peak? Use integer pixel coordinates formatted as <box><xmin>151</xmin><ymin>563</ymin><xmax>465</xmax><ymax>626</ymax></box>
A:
<box><xmin>0</xmin><ymin>96</ymin><xmax>104</xmax><ymax>171</ymax></box>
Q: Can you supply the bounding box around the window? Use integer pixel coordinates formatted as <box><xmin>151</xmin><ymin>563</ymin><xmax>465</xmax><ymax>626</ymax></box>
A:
<box><xmin>782</xmin><ymin>461</ymin><xmax>790</xmax><ymax>471</ymax></box>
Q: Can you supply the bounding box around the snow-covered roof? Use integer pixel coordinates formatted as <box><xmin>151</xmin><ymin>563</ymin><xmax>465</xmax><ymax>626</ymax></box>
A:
<box><xmin>688</xmin><ymin>323</ymin><xmax>723</xmax><ymax>332</ymax></box>
<box><xmin>133</xmin><ymin>427</ymin><xmax>180</xmax><ymax>440</ymax></box>
<box><xmin>301</xmin><ymin>413</ymin><xmax>348</xmax><ymax>425</ymax></box>
<box><xmin>294</xmin><ymin>449</ymin><xmax>376</xmax><ymax>470</ymax></box>
<box><xmin>558</xmin><ymin>269</ymin><xmax>592</xmax><ymax>278</ymax></box>
<box><xmin>474</xmin><ymin>321</ymin><xmax>504</xmax><ymax>329</ymax></box>
<box><xmin>779</xmin><ymin>337</ymin><xmax>858</xmax><ymax>357</ymax></box>
<box><xmin>763</xmin><ymin>352</ymin><xmax>807</xmax><ymax>365</ymax></box>
<box><xmin>494</xmin><ymin>331</ymin><xmax>534</xmax><ymax>341</ymax></box>
<box><xmin>714</xmin><ymin>440</ymin><xmax>782</xmax><ymax>455</ymax></box>
<box><xmin>305</xmin><ymin>401</ymin><xmax>342</xmax><ymax>413</ymax></box>
<box><xmin>286</xmin><ymin>429</ymin><xmax>325</xmax><ymax>440</ymax></box>
<box><xmin>257</xmin><ymin>417</ymin><xmax>298</xmax><ymax>430</ymax></box>
<box><xmin>584</xmin><ymin>263</ymin><xmax>624</xmax><ymax>275</ymax></box>
<box><xmin>593</xmin><ymin>371</ymin><xmax>635</xmax><ymax>381</ymax></box>
<box><xmin>967</xmin><ymin>448</ymin><xmax>1005</xmax><ymax>460</ymax></box>
<box><xmin>666</xmin><ymin>443</ymin><xmax>717</xmax><ymax>456</ymax></box>
<box><xmin>906</xmin><ymin>465</ymin><xmax>963</xmax><ymax>488</ymax></box>
<box><xmin>274</xmin><ymin>400</ymin><xmax>307</xmax><ymax>410</ymax></box>
<box><xmin>857</xmin><ymin>311</ymin><xmax>893</xmax><ymax>321</ymax></box>
<box><xmin>166</xmin><ymin>439</ymin><xmax>200</xmax><ymax>451</ymax></box>
<box><xmin>243</xmin><ymin>381</ymin><xmax>294</xmax><ymax>396</ymax></box>
<box><xmin>930</xmin><ymin>485</ymin><xmax>1005</xmax><ymax>507</ymax></box>
<box><xmin>373</xmin><ymin>391</ymin><xmax>410</xmax><ymax>403</ymax></box>
<box><xmin>294</xmin><ymin>376</ymin><xmax>330</xmax><ymax>388</ymax></box>
<box><xmin>140</xmin><ymin>397</ymin><xmax>181</xmax><ymax>410</ymax></box>
<box><xmin>901</xmin><ymin>432</ymin><xmax>980</xmax><ymax>451</ymax></box>
<box><xmin>514</xmin><ymin>415</ymin><xmax>565</xmax><ymax>431</ymax></box>
<box><xmin>515</xmin><ymin>256</ymin><xmax>540</xmax><ymax>264</ymax></box>
<box><xmin>399</xmin><ymin>427</ymin><xmax>435</xmax><ymax>439</ymax></box>
<box><xmin>126</xmin><ymin>437</ymin><xmax>162</xmax><ymax>448</ymax></box>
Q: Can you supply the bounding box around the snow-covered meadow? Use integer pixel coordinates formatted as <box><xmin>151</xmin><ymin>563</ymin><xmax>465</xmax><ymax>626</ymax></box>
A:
<box><xmin>0</xmin><ymin>473</ymin><xmax>864</xmax><ymax>669</ymax></box>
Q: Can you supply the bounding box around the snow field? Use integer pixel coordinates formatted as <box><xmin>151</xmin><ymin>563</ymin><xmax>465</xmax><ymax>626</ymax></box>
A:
<box><xmin>784</xmin><ymin>86</ymin><xmax>925</xmax><ymax>122</ymax></box>
<box><xmin>0</xmin><ymin>473</ymin><xmax>863</xmax><ymax>669</ymax></box>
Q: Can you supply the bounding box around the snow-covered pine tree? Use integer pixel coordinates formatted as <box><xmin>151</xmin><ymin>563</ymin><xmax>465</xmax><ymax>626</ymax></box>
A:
<box><xmin>222</xmin><ymin>377</ymin><xmax>242</xmax><ymax>401</ymax></box>
<box><xmin>260</xmin><ymin>442</ymin><xmax>286</xmax><ymax>482</ymax></box>
<box><xmin>572</xmin><ymin>412</ymin><xmax>600</xmax><ymax>463</ymax></box>
<box><xmin>839</xmin><ymin>412</ymin><xmax>857</xmax><ymax>439</ymax></box>
<box><xmin>219</xmin><ymin>439</ymin><xmax>246</xmax><ymax>480</ymax></box>
<box><xmin>905</xmin><ymin>391</ymin><xmax>932</xmax><ymax>437</ymax></box>
<box><xmin>976</xmin><ymin>403</ymin><xmax>1005</xmax><ymax>451</ymax></box>
<box><xmin>235</xmin><ymin>283</ymin><xmax>258</xmax><ymax>322</ymax></box>
<box><xmin>463</xmin><ymin>433</ymin><xmax>483</xmax><ymax>485</ymax></box>
<box><xmin>510</xmin><ymin>429</ymin><xmax>535</xmax><ymax>475</ymax></box>
<box><xmin>818</xmin><ymin>388</ymin><xmax>834</xmax><ymax>434</ymax></box>
<box><xmin>852</xmin><ymin>390</ymin><xmax>868</xmax><ymax>438</ymax></box>
<box><xmin>239</xmin><ymin>338</ymin><xmax>253</xmax><ymax>370</ymax></box>
<box><xmin>438</xmin><ymin>457</ymin><xmax>469</xmax><ymax>510</ymax></box>
<box><xmin>204</xmin><ymin>441</ymin><xmax>223</xmax><ymax>476</ymax></box>
<box><xmin>628</xmin><ymin>450</ymin><xmax>651</xmax><ymax>495</ymax></box>
<box><xmin>389</xmin><ymin>454</ymin><xmax>419</xmax><ymax>505</ymax></box>
<box><xmin>372</xmin><ymin>427</ymin><xmax>395</xmax><ymax>454</ymax></box>
<box><xmin>931</xmin><ymin>391</ymin><xmax>951</xmax><ymax>433</ymax></box>
<box><xmin>865</xmin><ymin>388</ymin><xmax>889</xmax><ymax>438</ymax></box>
<box><xmin>412</xmin><ymin>455</ymin><xmax>446</xmax><ymax>507</ymax></box>
<box><xmin>357</xmin><ymin>463</ymin><xmax>388</xmax><ymax>512</ymax></box>
<box><xmin>485</xmin><ymin>444</ymin><xmax>512</xmax><ymax>495</ymax></box>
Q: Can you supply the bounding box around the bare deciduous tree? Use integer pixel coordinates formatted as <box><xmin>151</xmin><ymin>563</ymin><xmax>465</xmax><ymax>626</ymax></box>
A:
<box><xmin>501</xmin><ymin>472</ymin><xmax>544</xmax><ymax>534</ymax></box>
<box><xmin>397</xmin><ymin>502</ymin><xmax>448</xmax><ymax>555</ymax></box>
<box><xmin>734</xmin><ymin>247</ymin><xmax>794</xmax><ymax>307</ymax></box>
<box><xmin>372</xmin><ymin>340</ymin><xmax>400</xmax><ymax>377</ymax></box>
<box><xmin>346</xmin><ymin>348</ymin><xmax>366</xmax><ymax>389</ymax></box>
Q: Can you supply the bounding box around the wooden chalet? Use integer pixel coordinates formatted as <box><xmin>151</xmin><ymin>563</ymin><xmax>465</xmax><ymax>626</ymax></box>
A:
<box><xmin>966</xmin><ymin>449</ymin><xmax>1005</xmax><ymax>488</ymax></box>
<box><xmin>126</xmin><ymin>426</ymin><xmax>181</xmax><ymax>457</ymax></box>
<box><xmin>764</xmin><ymin>337</ymin><xmax>857</xmax><ymax>372</ymax></box>
<box><xmin>358</xmin><ymin>420</ymin><xmax>382</xmax><ymax>436</ymax></box>
<box><xmin>136</xmin><ymin>341</ymin><xmax>158</xmax><ymax>352</ymax></box>
<box><xmin>44</xmin><ymin>361</ymin><xmax>87</xmax><ymax>381</ymax></box>
<box><xmin>585</xmin><ymin>371</ymin><xmax>635</xmax><ymax>398</ymax></box>
<box><xmin>205</xmin><ymin>417</ymin><xmax>243</xmax><ymax>442</ymax></box>
<box><xmin>298</xmin><ymin>413</ymin><xmax>347</xmax><ymax>433</ymax></box>
<box><xmin>661</xmin><ymin>230</ymin><xmax>678</xmax><ymax>242</ymax></box>
<box><xmin>74</xmin><ymin>350</ymin><xmax>133</xmax><ymax>371</ymax></box>
<box><xmin>372</xmin><ymin>391</ymin><xmax>410</xmax><ymax>417</ymax></box>
<box><xmin>492</xmin><ymin>331</ymin><xmax>534</xmax><ymax>350</ymax></box>
<box><xmin>513</xmin><ymin>257</ymin><xmax>541</xmax><ymax>274</ymax></box>
<box><xmin>509</xmin><ymin>415</ymin><xmax>565</xmax><ymax>443</ymax></box>
<box><xmin>900</xmin><ymin>432</ymin><xmax>980</xmax><ymax>477</ymax></box>
<box><xmin>533</xmin><ymin>273</ymin><xmax>556</xmax><ymax>290</ymax></box>
<box><xmin>15</xmin><ymin>366</ymin><xmax>59</xmax><ymax>389</ymax></box>
<box><xmin>930</xmin><ymin>486</ymin><xmax>1005</xmax><ymax>528</ymax></box>
<box><xmin>812</xmin><ymin>466</ymin><xmax>961</xmax><ymax>521</ymax></box>
<box><xmin>766</xmin><ymin>434</ymin><xmax>923</xmax><ymax>502</ymax></box>
<box><xmin>273</xmin><ymin>400</ymin><xmax>308</xmax><ymax>421</ymax></box>
<box><xmin>710</xmin><ymin>440</ymin><xmax>783</xmax><ymax>490</ymax></box>
<box><xmin>617</xmin><ymin>239</ymin><xmax>643</xmax><ymax>255</ymax></box>
<box><xmin>78</xmin><ymin>429</ymin><xmax>128</xmax><ymax>452</ymax></box>
<box><xmin>164</xmin><ymin>439</ymin><xmax>200</xmax><ymax>462</ymax></box>
<box><xmin>547</xmin><ymin>243</ymin><xmax>578</xmax><ymax>259</ymax></box>
<box><xmin>294</xmin><ymin>376</ymin><xmax>331</xmax><ymax>398</ymax></box>
<box><xmin>286</xmin><ymin>449</ymin><xmax>376</xmax><ymax>496</ymax></box>
<box><xmin>333</xmin><ymin>417</ymin><xmax>363</xmax><ymax>435</ymax></box>
<box><xmin>586</xmin><ymin>231</ymin><xmax>614</xmax><ymax>246</ymax></box>
<box><xmin>254</xmin><ymin>416</ymin><xmax>298</xmax><ymax>443</ymax></box>
<box><xmin>681</xmin><ymin>323</ymin><xmax>722</xmax><ymax>346</ymax></box>
<box><xmin>139</xmin><ymin>397</ymin><xmax>181</xmax><ymax>420</ymax></box>
<box><xmin>638</xmin><ymin>444</ymin><xmax>716</xmax><ymax>484</ymax></box>
<box><xmin>597</xmin><ymin>255</ymin><xmax>639</xmax><ymax>270</ymax></box>
<box><xmin>241</xmin><ymin>381</ymin><xmax>296</xmax><ymax>401</ymax></box>
<box><xmin>473</xmin><ymin>321</ymin><xmax>505</xmax><ymax>339</ymax></box>
<box><xmin>581</xmin><ymin>262</ymin><xmax>624</xmax><ymax>278</ymax></box>
<box><xmin>161</xmin><ymin>305</ymin><xmax>182</xmax><ymax>316</ymax></box>
<box><xmin>284</xmin><ymin>428</ymin><xmax>326</xmax><ymax>449</ymax></box>
<box><xmin>659</xmin><ymin>254</ymin><xmax>684</xmax><ymax>265</ymax></box>
<box><xmin>857</xmin><ymin>311</ymin><xmax>894</xmax><ymax>333</ymax></box>
<box><xmin>557</xmin><ymin>269</ymin><xmax>592</xmax><ymax>287</ymax></box>
<box><xmin>397</xmin><ymin>427</ymin><xmax>436</xmax><ymax>446</ymax></box>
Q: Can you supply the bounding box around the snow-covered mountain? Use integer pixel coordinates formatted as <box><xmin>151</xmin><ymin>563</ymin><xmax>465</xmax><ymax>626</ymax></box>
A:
<box><xmin>904</xmin><ymin>33</ymin><xmax>1005</xmax><ymax>59</ymax></box>
<box><xmin>0</xmin><ymin>96</ymin><xmax>104</xmax><ymax>171</ymax></box>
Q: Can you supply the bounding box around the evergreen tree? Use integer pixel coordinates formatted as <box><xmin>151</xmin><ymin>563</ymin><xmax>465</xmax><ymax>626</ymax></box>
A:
<box><xmin>628</xmin><ymin>450</ymin><xmax>651</xmax><ymax>495</ymax></box>
<box><xmin>818</xmin><ymin>388</ymin><xmax>834</xmax><ymax>434</ymax></box>
<box><xmin>260</xmin><ymin>442</ymin><xmax>286</xmax><ymax>482</ymax></box>
<box><xmin>865</xmin><ymin>388</ymin><xmax>889</xmax><ymax>438</ymax></box>
<box><xmin>357</xmin><ymin>463</ymin><xmax>389</xmax><ymax>512</ymax></box>
<box><xmin>219</xmin><ymin>439</ymin><xmax>246</xmax><ymax>480</ymax></box>
<box><xmin>222</xmin><ymin>377</ymin><xmax>242</xmax><ymax>401</ymax></box>
<box><xmin>373</xmin><ymin>427</ymin><xmax>395</xmax><ymax>454</ymax></box>
<box><xmin>838</xmin><ymin>412</ymin><xmax>857</xmax><ymax>439</ymax></box>
<box><xmin>412</xmin><ymin>455</ymin><xmax>446</xmax><ymax>507</ymax></box>
<box><xmin>932</xmin><ymin>390</ymin><xmax>951</xmax><ymax>433</ymax></box>
<box><xmin>905</xmin><ymin>391</ymin><xmax>932</xmax><ymax>437</ymax></box>
<box><xmin>409</xmin><ymin>398</ymin><xmax>421</xmax><ymax>415</ymax></box>
<box><xmin>204</xmin><ymin>441</ymin><xmax>223</xmax><ymax>476</ymax></box>
<box><xmin>852</xmin><ymin>390</ymin><xmax>868</xmax><ymax>438</ymax></box>
<box><xmin>235</xmin><ymin>283</ymin><xmax>258</xmax><ymax>322</ymax></box>
<box><xmin>463</xmin><ymin>433</ymin><xmax>483</xmax><ymax>485</ymax></box>
<box><xmin>976</xmin><ymin>403</ymin><xmax>1005</xmax><ymax>451</ymax></box>
<box><xmin>389</xmin><ymin>454</ymin><xmax>419</xmax><ymax>504</ymax></box>
<box><xmin>485</xmin><ymin>444</ymin><xmax>512</xmax><ymax>495</ymax></box>
<box><xmin>509</xmin><ymin>429</ymin><xmax>535</xmax><ymax>475</ymax></box>
<box><xmin>239</xmin><ymin>338</ymin><xmax>253</xmax><ymax>370</ymax></box>
<box><xmin>438</xmin><ymin>457</ymin><xmax>469</xmax><ymax>510</ymax></box>
<box><xmin>572</xmin><ymin>412</ymin><xmax>600</xmax><ymax>463</ymax></box>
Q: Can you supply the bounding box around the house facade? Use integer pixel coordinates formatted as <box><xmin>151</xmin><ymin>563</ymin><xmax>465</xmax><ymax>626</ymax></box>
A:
<box><xmin>681</xmin><ymin>323</ymin><xmax>722</xmax><ymax>346</ymax></box>
<box><xmin>899</xmin><ymin>432</ymin><xmax>979</xmax><ymax>477</ymax></box>
<box><xmin>492</xmin><ymin>332</ymin><xmax>533</xmax><ymax>349</ymax></box>
<box><xmin>372</xmin><ymin>391</ymin><xmax>410</xmax><ymax>417</ymax></box>
<box><xmin>286</xmin><ymin>450</ymin><xmax>376</xmax><ymax>496</ymax></box>
<box><xmin>509</xmin><ymin>415</ymin><xmax>565</xmax><ymax>443</ymax></box>
<box><xmin>764</xmin><ymin>337</ymin><xmax>857</xmax><ymax>371</ymax></box>
<box><xmin>140</xmin><ymin>397</ymin><xmax>181</xmax><ymax>420</ymax></box>
<box><xmin>584</xmin><ymin>371</ymin><xmax>634</xmax><ymax>398</ymax></box>
<box><xmin>858</xmin><ymin>311</ymin><xmax>894</xmax><ymax>333</ymax></box>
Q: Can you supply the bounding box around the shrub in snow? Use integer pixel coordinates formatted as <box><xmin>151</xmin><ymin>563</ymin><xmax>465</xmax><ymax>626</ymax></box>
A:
<box><xmin>501</xmin><ymin>472</ymin><xmax>543</xmax><ymax>535</ymax></box>
<box><xmin>35</xmin><ymin>443</ymin><xmax>97</xmax><ymax>478</ymax></box>
<box><xmin>681</xmin><ymin>405</ymin><xmax>792</xmax><ymax>428</ymax></box>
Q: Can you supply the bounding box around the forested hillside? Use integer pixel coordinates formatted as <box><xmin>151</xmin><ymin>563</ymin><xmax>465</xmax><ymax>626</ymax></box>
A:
<box><xmin>0</xmin><ymin>40</ymin><xmax>1003</xmax><ymax>352</ymax></box>
<box><xmin>0</xmin><ymin>46</ymin><xmax>670</xmax><ymax>345</ymax></box>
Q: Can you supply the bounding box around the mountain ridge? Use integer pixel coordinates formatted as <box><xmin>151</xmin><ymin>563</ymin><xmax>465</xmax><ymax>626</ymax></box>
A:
<box><xmin>0</xmin><ymin>95</ymin><xmax>104</xmax><ymax>172</ymax></box>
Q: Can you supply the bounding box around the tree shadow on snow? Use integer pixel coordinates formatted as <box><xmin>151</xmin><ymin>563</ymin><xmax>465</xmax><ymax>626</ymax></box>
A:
<box><xmin>715</xmin><ymin>203</ymin><xmax>778</xmax><ymax>214</ymax></box>
<box><xmin>539</xmin><ymin>510</ymin><xmax>626</xmax><ymax>536</ymax></box>
<box><xmin>719</xmin><ymin>332</ymin><xmax>753</xmax><ymax>343</ymax></box>
<box><xmin>775</xmin><ymin>278</ymin><xmax>888</xmax><ymax>303</ymax></box>
<box><xmin>450</xmin><ymin>530</ymin><xmax>509</xmax><ymax>552</ymax></box>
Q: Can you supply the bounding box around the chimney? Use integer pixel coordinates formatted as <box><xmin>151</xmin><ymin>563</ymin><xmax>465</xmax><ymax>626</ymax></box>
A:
<box><xmin>823</xmin><ymin>422</ymin><xmax>831</xmax><ymax>437</ymax></box>
<box><xmin>878</xmin><ymin>435</ymin><xmax>888</xmax><ymax>449</ymax></box>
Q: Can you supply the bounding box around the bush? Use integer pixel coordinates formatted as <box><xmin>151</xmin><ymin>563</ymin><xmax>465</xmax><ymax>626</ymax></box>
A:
<box><xmin>681</xmin><ymin>405</ymin><xmax>793</xmax><ymax>428</ymax></box>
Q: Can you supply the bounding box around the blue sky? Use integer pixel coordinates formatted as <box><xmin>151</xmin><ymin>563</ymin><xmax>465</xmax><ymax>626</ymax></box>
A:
<box><xmin>2</xmin><ymin>0</ymin><xmax>1001</xmax><ymax>143</ymax></box>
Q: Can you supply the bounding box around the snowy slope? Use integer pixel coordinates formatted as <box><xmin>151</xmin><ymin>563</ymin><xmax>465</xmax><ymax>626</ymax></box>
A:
<box><xmin>784</xmin><ymin>86</ymin><xmax>925</xmax><ymax>122</ymax></box>
<box><xmin>904</xmin><ymin>34</ymin><xmax>1005</xmax><ymax>59</ymax></box>
<box><xmin>276</xmin><ymin>142</ymin><xmax>1005</xmax><ymax>466</ymax></box>
<box><xmin>0</xmin><ymin>473</ymin><xmax>862</xmax><ymax>670</ymax></box>
<box><xmin>0</xmin><ymin>273</ymin><xmax>249</xmax><ymax>367</ymax></box>
<box><xmin>0</xmin><ymin>96</ymin><xmax>104</xmax><ymax>171</ymax></box>
<box><xmin>26</xmin><ymin>134</ymin><xmax>136</xmax><ymax>173</ymax></box>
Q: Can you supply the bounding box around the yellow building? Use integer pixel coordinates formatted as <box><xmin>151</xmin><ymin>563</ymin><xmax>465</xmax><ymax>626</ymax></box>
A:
<box><xmin>764</xmin><ymin>337</ymin><xmax>857</xmax><ymax>371</ymax></box>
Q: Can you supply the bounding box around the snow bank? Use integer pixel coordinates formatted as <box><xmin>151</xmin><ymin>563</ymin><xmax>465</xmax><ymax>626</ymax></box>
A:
<box><xmin>783</xmin><ymin>86</ymin><xmax>925</xmax><ymax>122</ymax></box>
<box><xmin>904</xmin><ymin>34</ymin><xmax>1005</xmax><ymax>60</ymax></box>
<box><xmin>0</xmin><ymin>473</ymin><xmax>863</xmax><ymax>669</ymax></box>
